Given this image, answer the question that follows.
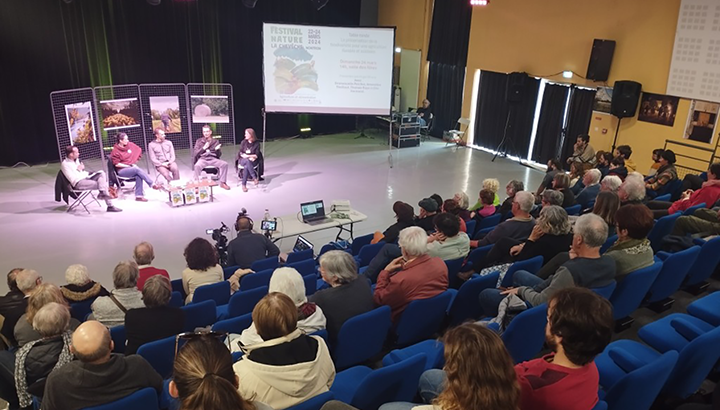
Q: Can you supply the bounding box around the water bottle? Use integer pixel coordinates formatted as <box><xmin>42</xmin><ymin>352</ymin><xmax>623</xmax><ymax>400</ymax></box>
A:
<box><xmin>264</xmin><ymin>209</ymin><xmax>270</xmax><ymax>221</ymax></box>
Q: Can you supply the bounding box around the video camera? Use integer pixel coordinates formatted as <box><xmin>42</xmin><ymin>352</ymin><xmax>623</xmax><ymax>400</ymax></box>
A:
<box><xmin>206</xmin><ymin>222</ymin><xmax>229</xmax><ymax>267</ymax></box>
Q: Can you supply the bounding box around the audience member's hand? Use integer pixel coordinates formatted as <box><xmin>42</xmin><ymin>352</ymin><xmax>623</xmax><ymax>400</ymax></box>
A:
<box><xmin>528</xmin><ymin>225</ymin><xmax>544</xmax><ymax>242</ymax></box>
<box><xmin>509</xmin><ymin>243</ymin><xmax>524</xmax><ymax>256</ymax></box>
<box><xmin>384</xmin><ymin>256</ymin><xmax>405</xmax><ymax>273</ymax></box>
<box><xmin>501</xmin><ymin>287</ymin><xmax>520</xmax><ymax>295</ymax></box>
<box><xmin>681</xmin><ymin>189</ymin><xmax>693</xmax><ymax>200</ymax></box>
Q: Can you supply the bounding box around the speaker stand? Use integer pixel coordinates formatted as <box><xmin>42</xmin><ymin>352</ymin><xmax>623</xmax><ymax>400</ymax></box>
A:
<box><xmin>492</xmin><ymin>106</ymin><xmax>515</xmax><ymax>162</ymax></box>
<box><xmin>611</xmin><ymin>116</ymin><xmax>623</xmax><ymax>152</ymax></box>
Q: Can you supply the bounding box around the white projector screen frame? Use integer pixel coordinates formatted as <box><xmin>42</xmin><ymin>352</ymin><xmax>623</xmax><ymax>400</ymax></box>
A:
<box><xmin>262</xmin><ymin>23</ymin><xmax>395</xmax><ymax>116</ymax></box>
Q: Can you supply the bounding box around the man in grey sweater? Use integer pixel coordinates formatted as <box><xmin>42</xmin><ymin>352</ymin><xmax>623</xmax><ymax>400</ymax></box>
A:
<box><xmin>479</xmin><ymin>213</ymin><xmax>615</xmax><ymax>316</ymax></box>
<box><xmin>473</xmin><ymin>191</ymin><xmax>536</xmax><ymax>248</ymax></box>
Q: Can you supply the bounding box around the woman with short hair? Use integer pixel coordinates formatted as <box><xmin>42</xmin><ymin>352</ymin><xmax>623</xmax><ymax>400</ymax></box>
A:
<box><xmin>60</xmin><ymin>264</ymin><xmax>109</xmax><ymax>304</ymax></box>
<box><xmin>124</xmin><ymin>275</ymin><xmax>184</xmax><ymax>354</ymax></box>
<box><xmin>182</xmin><ymin>237</ymin><xmax>224</xmax><ymax>304</ymax></box>
<box><xmin>310</xmin><ymin>251</ymin><xmax>374</xmax><ymax>342</ymax></box>
<box><xmin>552</xmin><ymin>173</ymin><xmax>576</xmax><ymax>208</ymax></box>
<box><xmin>90</xmin><ymin>261</ymin><xmax>145</xmax><ymax>328</ymax></box>
<box><xmin>605</xmin><ymin>204</ymin><xmax>655</xmax><ymax>280</ymax></box>
<box><xmin>498</xmin><ymin>180</ymin><xmax>524</xmax><ymax>216</ymax></box>
<box><xmin>233</xmin><ymin>293</ymin><xmax>335</xmax><ymax>409</ymax></box>
<box><xmin>371</xmin><ymin>201</ymin><xmax>416</xmax><ymax>244</ymax></box>
<box><xmin>15</xmin><ymin>283</ymin><xmax>80</xmax><ymax>347</ymax></box>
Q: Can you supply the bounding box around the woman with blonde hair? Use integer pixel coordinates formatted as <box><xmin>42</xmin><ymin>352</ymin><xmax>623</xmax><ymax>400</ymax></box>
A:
<box><xmin>469</xmin><ymin>178</ymin><xmax>501</xmax><ymax>212</ymax></box>
<box><xmin>15</xmin><ymin>283</ymin><xmax>80</xmax><ymax>347</ymax></box>
<box><xmin>170</xmin><ymin>335</ymin><xmax>272</xmax><ymax>410</ymax></box>
<box><xmin>379</xmin><ymin>322</ymin><xmax>520</xmax><ymax>410</ymax></box>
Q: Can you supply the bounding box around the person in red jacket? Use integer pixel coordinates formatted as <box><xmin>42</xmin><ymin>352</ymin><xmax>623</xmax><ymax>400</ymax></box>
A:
<box><xmin>132</xmin><ymin>242</ymin><xmax>170</xmax><ymax>290</ymax></box>
<box><xmin>110</xmin><ymin>133</ymin><xmax>160</xmax><ymax>202</ymax></box>
<box><xmin>646</xmin><ymin>163</ymin><xmax>720</xmax><ymax>218</ymax></box>
<box><xmin>373</xmin><ymin>226</ymin><xmax>448</xmax><ymax>323</ymax></box>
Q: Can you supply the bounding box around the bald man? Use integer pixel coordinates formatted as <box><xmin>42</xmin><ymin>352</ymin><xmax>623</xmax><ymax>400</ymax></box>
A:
<box><xmin>41</xmin><ymin>321</ymin><xmax>162</xmax><ymax>410</ymax></box>
<box><xmin>133</xmin><ymin>241</ymin><xmax>170</xmax><ymax>290</ymax></box>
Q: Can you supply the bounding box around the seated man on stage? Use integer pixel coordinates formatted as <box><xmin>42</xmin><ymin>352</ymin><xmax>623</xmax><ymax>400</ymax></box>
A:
<box><xmin>192</xmin><ymin>124</ymin><xmax>231</xmax><ymax>190</ymax></box>
<box><xmin>237</xmin><ymin>128</ymin><xmax>261</xmax><ymax>193</ymax></box>
<box><xmin>147</xmin><ymin>128</ymin><xmax>179</xmax><ymax>186</ymax></box>
<box><xmin>417</xmin><ymin>98</ymin><xmax>432</xmax><ymax>127</ymax></box>
<box><xmin>61</xmin><ymin>146</ymin><xmax>121</xmax><ymax>212</ymax></box>
<box><xmin>111</xmin><ymin>132</ymin><xmax>160</xmax><ymax>202</ymax></box>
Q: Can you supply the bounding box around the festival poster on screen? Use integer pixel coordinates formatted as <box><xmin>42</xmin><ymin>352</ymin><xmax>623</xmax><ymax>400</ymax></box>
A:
<box><xmin>263</xmin><ymin>23</ymin><xmax>394</xmax><ymax>115</ymax></box>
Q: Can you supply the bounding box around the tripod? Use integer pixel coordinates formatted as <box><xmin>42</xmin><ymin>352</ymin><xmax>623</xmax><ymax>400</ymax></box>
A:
<box><xmin>492</xmin><ymin>105</ymin><xmax>516</xmax><ymax>162</ymax></box>
<box><xmin>355</xmin><ymin>115</ymin><xmax>372</xmax><ymax>139</ymax></box>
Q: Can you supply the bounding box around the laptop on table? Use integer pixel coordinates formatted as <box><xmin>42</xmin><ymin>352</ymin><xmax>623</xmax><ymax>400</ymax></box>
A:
<box><xmin>301</xmin><ymin>200</ymin><xmax>331</xmax><ymax>225</ymax></box>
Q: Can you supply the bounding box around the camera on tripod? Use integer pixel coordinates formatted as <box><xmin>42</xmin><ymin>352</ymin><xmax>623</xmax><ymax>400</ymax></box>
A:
<box><xmin>206</xmin><ymin>222</ymin><xmax>229</xmax><ymax>267</ymax></box>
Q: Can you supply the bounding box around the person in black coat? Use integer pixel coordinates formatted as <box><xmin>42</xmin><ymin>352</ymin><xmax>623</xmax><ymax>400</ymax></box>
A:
<box><xmin>124</xmin><ymin>276</ymin><xmax>184</xmax><ymax>355</ymax></box>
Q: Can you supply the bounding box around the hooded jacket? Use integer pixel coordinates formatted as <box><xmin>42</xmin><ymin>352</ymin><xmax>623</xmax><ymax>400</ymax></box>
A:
<box><xmin>110</xmin><ymin>142</ymin><xmax>142</xmax><ymax>167</ymax></box>
<box><xmin>233</xmin><ymin>329</ymin><xmax>335</xmax><ymax>409</ymax></box>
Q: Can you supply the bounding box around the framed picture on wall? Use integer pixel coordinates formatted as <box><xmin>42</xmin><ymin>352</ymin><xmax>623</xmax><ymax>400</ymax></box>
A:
<box><xmin>190</xmin><ymin>95</ymin><xmax>230</xmax><ymax>123</ymax></box>
<box><xmin>149</xmin><ymin>96</ymin><xmax>182</xmax><ymax>133</ymax></box>
<box><xmin>64</xmin><ymin>101</ymin><xmax>96</xmax><ymax>145</ymax></box>
<box><xmin>100</xmin><ymin>98</ymin><xmax>141</xmax><ymax>131</ymax></box>
<box><xmin>637</xmin><ymin>92</ymin><xmax>679</xmax><ymax>127</ymax></box>
<box><xmin>684</xmin><ymin>100</ymin><xmax>720</xmax><ymax>144</ymax></box>
<box><xmin>593</xmin><ymin>86</ymin><xmax>613</xmax><ymax>114</ymax></box>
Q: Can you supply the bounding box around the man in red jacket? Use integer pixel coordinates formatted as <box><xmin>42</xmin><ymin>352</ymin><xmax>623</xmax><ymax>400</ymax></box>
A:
<box><xmin>132</xmin><ymin>242</ymin><xmax>170</xmax><ymax>290</ymax></box>
<box><xmin>110</xmin><ymin>133</ymin><xmax>160</xmax><ymax>202</ymax></box>
<box><xmin>373</xmin><ymin>226</ymin><xmax>448</xmax><ymax>323</ymax></box>
<box><xmin>646</xmin><ymin>163</ymin><xmax>720</xmax><ymax>218</ymax></box>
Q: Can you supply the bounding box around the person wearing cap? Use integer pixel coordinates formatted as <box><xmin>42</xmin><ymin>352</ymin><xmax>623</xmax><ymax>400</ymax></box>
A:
<box><xmin>370</xmin><ymin>201</ymin><xmax>416</xmax><ymax>244</ymax></box>
<box><xmin>415</xmin><ymin>198</ymin><xmax>439</xmax><ymax>233</ymax></box>
<box><xmin>645</xmin><ymin>149</ymin><xmax>678</xmax><ymax>199</ymax></box>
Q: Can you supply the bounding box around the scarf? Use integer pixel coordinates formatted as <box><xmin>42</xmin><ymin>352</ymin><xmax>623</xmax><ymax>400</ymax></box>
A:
<box><xmin>297</xmin><ymin>302</ymin><xmax>317</xmax><ymax>321</ymax></box>
<box><xmin>15</xmin><ymin>330</ymin><xmax>73</xmax><ymax>407</ymax></box>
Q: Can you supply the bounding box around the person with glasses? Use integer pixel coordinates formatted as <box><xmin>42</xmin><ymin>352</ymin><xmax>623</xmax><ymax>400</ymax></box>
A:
<box><xmin>40</xmin><ymin>320</ymin><xmax>163</xmax><ymax>410</ymax></box>
<box><xmin>170</xmin><ymin>335</ymin><xmax>272</xmax><ymax>410</ymax></box>
<box><xmin>233</xmin><ymin>293</ymin><xmax>335</xmax><ymax>409</ymax></box>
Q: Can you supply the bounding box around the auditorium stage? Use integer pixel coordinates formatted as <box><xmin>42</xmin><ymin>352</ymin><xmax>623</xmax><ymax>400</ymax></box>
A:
<box><xmin>0</xmin><ymin>131</ymin><xmax>545</xmax><ymax>292</ymax></box>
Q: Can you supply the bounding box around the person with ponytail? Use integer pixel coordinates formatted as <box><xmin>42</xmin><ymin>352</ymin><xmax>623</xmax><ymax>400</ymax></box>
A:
<box><xmin>169</xmin><ymin>336</ymin><xmax>273</xmax><ymax>410</ymax></box>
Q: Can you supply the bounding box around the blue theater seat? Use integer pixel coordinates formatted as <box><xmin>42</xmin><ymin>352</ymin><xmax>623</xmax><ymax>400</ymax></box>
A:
<box><xmin>333</xmin><ymin>305</ymin><xmax>392</xmax><ymax>370</ymax></box>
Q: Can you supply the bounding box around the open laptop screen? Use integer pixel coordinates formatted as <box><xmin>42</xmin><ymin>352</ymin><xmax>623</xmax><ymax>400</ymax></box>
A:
<box><xmin>300</xmin><ymin>200</ymin><xmax>325</xmax><ymax>221</ymax></box>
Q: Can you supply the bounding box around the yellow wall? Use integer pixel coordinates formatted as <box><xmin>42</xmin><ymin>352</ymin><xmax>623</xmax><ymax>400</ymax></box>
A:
<box><xmin>380</xmin><ymin>0</ymin><xmax>717</xmax><ymax>173</ymax></box>
<box><xmin>378</xmin><ymin>0</ymin><xmax>433</xmax><ymax>103</ymax></box>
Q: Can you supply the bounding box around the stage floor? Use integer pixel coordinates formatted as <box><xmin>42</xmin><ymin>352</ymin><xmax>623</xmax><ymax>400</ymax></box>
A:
<box><xmin>0</xmin><ymin>131</ymin><xmax>545</xmax><ymax>292</ymax></box>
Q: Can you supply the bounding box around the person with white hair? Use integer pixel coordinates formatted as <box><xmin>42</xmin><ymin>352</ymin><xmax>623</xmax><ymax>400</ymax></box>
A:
<box><xmin>600</xmin><ymin>175</ymin><xmax>622</xmax><ymax>193</ymax></box>
<box><xmin>575</xmin><ymin>168</ymin><xmax>602</xmax><ymax>209</ymax></box>
<box><xmin>61</xmin><ymin>264</ymin><xmax>109</xmax><ymax>303</ymax></box>
<box><xmin>479</xmin><ymin>213</ymin><xmax>616</xmax><ymax>316</ymax></box>
<box><xmin>619</xmin><ymin>177</ymin><xmax>646</xmax><ymax>206</ymax></box>
<box><xmin>310</xmin><ymin>251</ymin><xmax>374</xmax><ymax>341</ymax></box>
<box><xmin>471</xmin><ymin>191</ymin><xmax>537</xmax><ymax>248</ymax></box>
<box><xmin>235</xmin><ymin>267</ymin><xmax>327</xmax><ymax>348</ymax></box>
<box><xmin>89</xmin><ymin>261</ymin><xmax>145</xmax><ymax>328</ymax></box>
<box><xmin>374</xmin><ymin>227</ymin><xmax>449</xmax><ymax>323</ymax></box>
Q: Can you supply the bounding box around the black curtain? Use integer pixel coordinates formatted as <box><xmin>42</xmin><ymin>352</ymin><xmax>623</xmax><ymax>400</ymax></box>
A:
<box><xmin>532</xmin><ymin>84</ymin><xmax>569</xmax><ymax>163</ymax></box>
<box><xmin>561</xmin><ymin>87</ymin><xmax>597</xmax><ymax>162</ymax></box>
<box><xmin>426</xmin><ymin>63</ymin><xmax>465</xmax><ymax>138</ymax></box>
<box><xmin>0</xmin><ymin>0</ymin><xmax>361</xmax><ymax>166</ymax></box>
<box><xmin>425</xmin><ymin>0</ymin><xmax>472</xmax><ymax>137</ymax></box>
<box><xmin>474</xmin><ymin>71</ymin><xmax>540</xmax><ymax>158</ymax></box>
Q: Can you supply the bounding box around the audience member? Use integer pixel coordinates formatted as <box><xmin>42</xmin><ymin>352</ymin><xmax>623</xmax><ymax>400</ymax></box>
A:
<box><xmin>13</xmin><ymin>303</ymin><xmax>74</xmax><ymax>409</ymax></box>
<box><xmin>133</xmin><ymin>242</ymin><xmax>170</xmax><ymax>290</ymax></box>
<box><xmin>192</xmin><ymin>124</ymin><xmax>231</xmax><ymax>190</ymax></box>
<box><xmin>1</xmin><ymin>269</ymin><xmax>42</xmax><ymax>346</ymax></box>
<box><xmin>41</xmin><ymin>320</ymin><xmax>163</xmax><ymax>410</ymax></box>
<box><xmin>471</xmin><ymin>191</ymin><xmax>536</xmax><ymax>248</ymax></box>
<box><xmin>470</xmin><ymin>189</ymin><xmax>496</xmax><ymax>219</ymax></box>
<box><xmin>124</xmin><ymin>275</ymin><xmax>184</xmax><ymax>355</ymax></box>
<box><xmin>427</xmin><ymin>213</ymin><xmax>470</xmax><ymax>260</ymax></box>
<box><xmin>147</xmin><ymin>128</ymin><xmax>180</xmax><ymax>185</ymax></box>
<box><xmin>514</xmin><ymin>288</ymin><xmax>613</xmax><ymax>410</ymax></box>
<box><xmin>227</xmin><ymin>214</ymin><xmax>281</xmax><ymax>269</ymax></box>
<box><xmin>567</xmin><ymin>134</ymin><xmax>596</xmax><ymax>167</ymax></box>
<box><xmin>441</xmin><ymin>200</ymin><xmax>468</xmax><ymax>231</ymax></box>
<box><xmin>15</xmin><ymin>283</ymin><xmax>79</xmax><ymax>347</ymax></box>
<box><xmin>614</xmin><ymin>144</ymin><xmax>637</xmax><ymax>172</ymax></box>
<box><xmin>536</xmin><ymin>159</ymin><xmax>563</xmax><ymax>197</ymax></box>
<box><xmin>379</xmin><ymin>323</ymin><xmax>520</xmax><ymax>410</ymax></box>
<box><xmin>452</xmin><ymin>192</ymin><xmax>472</xmax><ymax>221</ymax></box>
<box><xmin>600</xmin><ymin>175</ymin><xmax>622</xmax><ymax>193</ymax></box>
<box><xmin>430</xmin><ymin>194</ymin><xmax>443</xmax><ymax>210</ymax></box>
<box><xmin>618</xmin><ymin>177</ymin><xmax>645</xmax><ymax>206</ymax></box>
<box><xmin>110</xmin><ymin>132</ymin><xmax>160</xmax><ymax>202</ymax></box>
<box><xmin>415</xmin><ymin>198</ymin><xmax>439</xmax><ymax>233</ymax></box>
<box><xmin>591</xmin><ymin>191</ymin><xmax>620</xmax><ymax>236</ymax></box>
<box><xmin>646</xmin><ymin>149</ymin><xmax>677</xmax><ymax>198</ymax></box>
<box><xmin>480</xmin><ymin>213</ymin><xmax>615</xmax><ymax>316</ymax></box>
<box><xmin>374</xmin><ymin>227</ymin><xmax>448</xmax><ymax>322</ymax></box>
<box><xmin>0</xmin><ymin>268</ymin><xmax>27</xmax><ymax>347</ymax></box>
<box><xmin>60</xmin><ymin>264</ymin><xmax>109</xmax><ymax>303</ymax></box>
<box><xmin>595</xmin><ymin>151</ymin><xmax>613</xmax><ymax>178</ymax></box>
<box><xmin>605</xmin><ymin>205</ymin><xmax>654</xmax><ymax>281</ymax></box>
<box><xmin>237</xmin><ymin>268</ymin><xmax>326</xmax><ymax>347</ymax></box>
<box><xmin>531</xmin><ymin>189</ymin><xmax>563</xmax><ymax>218</ymax></box>
<box><xmin>646</xmin><ymin>163</ymin><xmax>720</xmax><ymax>218</ymax></box>
<box><xmin>417</xmin><ymin>99</ymin><xmax>432</xmax><ymax>127</ymax></box>
<box><xmin>470</xmin><ymin>178</ymin><xmax>501</xmax><ymax>211</ymax></box>
<box><xmin>569</xmin><ymin>162</ymin><xmax>586</xmax><ymax>195</ymax></box>
<box><xmin>310</xmin><ymin>251</ymin><xmax>374</xmax><ymax>342</ymax></box>
<box><xmin>552</xmin><ymin>173</ymin><xmax>576</xmax><ymax>208</ymax></box>
<box><xmin>170</xmin><ymin>336</ymin><xmax>272</xmax><ymax>410</ymax></box>
<box><xmin>648</xmin><ymin>148</ymin><xmax>664</xmax><ymax>176</ymax></box>
<box><xmin>500</xmin><ymin>180</ymin><xmax>524</xmax><ymax>215</ymax></box>
<box><xmin>371</xmin><ymin>201</ymin><xmax>416</xmax><ymax>244</ymax></box>
<box><xmin>575</xmin><ymin>169</ymin><xmax>602</xmax><ymax>209</ymax></box>
<box><xmin>233</xmin><ymin>293</ymin><xmax>335</xmax><ymax>409</ymax></box>
<box><xmin>182</xmin><ymin>238</ymin><xmax>224</xmax><ymax>304</ymax></box>
<box><xmin>90</xmin><ymin>261</ymin><xmax>144</xmax><ymax>327</ymax></box>
<box><xmin>671</xmin><ymin>208</ymin><xmax>720</xmax><ymax>237</ymax></box>
<box><xmin>607</xmin><ymin>157</ymin><xmax>628</xmax><ymax>180</ymax></box>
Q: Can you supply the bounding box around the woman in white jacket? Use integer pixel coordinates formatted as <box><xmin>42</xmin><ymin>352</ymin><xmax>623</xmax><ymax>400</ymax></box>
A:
<box><xmin>235</xmin><ymin>267</ymin><xmax>326</xmax><ymax>348</ymax></box>
<box><xmin>233</xmin><ymin>292</ymin><xmax>335</xmax><ymax>409</ymax></box>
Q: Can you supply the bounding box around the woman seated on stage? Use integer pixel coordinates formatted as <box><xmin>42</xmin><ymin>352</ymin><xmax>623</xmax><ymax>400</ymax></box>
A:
<box><xmin>237</xmin><ymin>128</ymin><xmax>262</xmax><ymax>193</ymax></box>
<box><xmin>181</xmin><ymin>238</ymin><xmax>224</xmax><ymax>304</ymax></box>
<box><xmin>371</xmin><ymin>201</ymin><xmax>416</xmax><ymax>244</ymax></box>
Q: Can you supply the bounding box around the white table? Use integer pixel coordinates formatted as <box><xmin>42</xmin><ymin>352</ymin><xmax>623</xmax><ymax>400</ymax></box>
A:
<box><xmin>270</xmin><ymin>209</ymin><xmax>368</xmax><ymax>243</ymax></box>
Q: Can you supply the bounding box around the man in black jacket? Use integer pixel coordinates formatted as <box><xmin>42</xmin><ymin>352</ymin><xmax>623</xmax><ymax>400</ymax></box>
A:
<box><xmin>227</xmin><ymin>214</ymin><xmax>281</xmax><ymax>269</ymax></box>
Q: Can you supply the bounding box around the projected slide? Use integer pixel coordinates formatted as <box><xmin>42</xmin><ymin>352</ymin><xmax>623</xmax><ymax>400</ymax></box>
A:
<box><xmin>263</xmin><ymin>23</ymin><xmax>395</xmax><ymax>115</ymax></box>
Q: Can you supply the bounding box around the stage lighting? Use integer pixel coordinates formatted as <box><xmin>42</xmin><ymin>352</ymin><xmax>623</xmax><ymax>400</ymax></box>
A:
<box><xmin>470</xmin><ymin>0</ymin><xmax>489</xmax><ymax>5</ymax></box>
<box><xmin>242</xmin><ymin>0</ymin><xmax>259</xmax><ymax>8</ymax></box>
<box><xmin>310</xmin><ymin>0</ymin><xmax>329</xmax><ymax>11</ymax></box>
<box><xmin>300</xmin><ymin>127</ymin><xmax>312</xmax><ymax>139</ymax></box>
<box><xmin>562</xmin><ymin>70</ymin><xmax>573</xmax><ymax>79</ymax></box>
<box><xmin>147</xmin><ymin>0</ymin><xmax>161</xmax><ymax>5</ymax></box>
